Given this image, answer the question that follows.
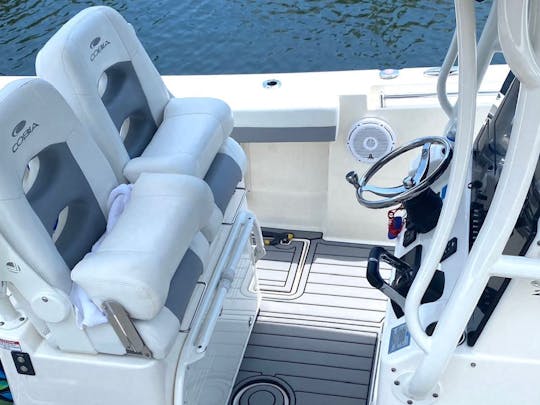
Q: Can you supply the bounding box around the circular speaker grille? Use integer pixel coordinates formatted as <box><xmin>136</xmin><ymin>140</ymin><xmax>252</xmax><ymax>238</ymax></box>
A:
<box><xmin>347</xmin><ymin>118</ymin><xmax>396</xmax><ymax>164</ymax></box>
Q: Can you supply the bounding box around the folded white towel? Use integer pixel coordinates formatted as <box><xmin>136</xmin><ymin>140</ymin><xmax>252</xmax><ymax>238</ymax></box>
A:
<box><xmin>70</xmin><ymin>283</ymin><xmax>108</xmax><ymax>328</ymax></box>
<box><xmin>105</xmin><ymin>183</ymin><xmax>134</xmax><ymax>234</ymax></box>
<box><xmin>71</xmin><ymin>183</ymin><xmax>134</xmax><ymax>329</ymax></box>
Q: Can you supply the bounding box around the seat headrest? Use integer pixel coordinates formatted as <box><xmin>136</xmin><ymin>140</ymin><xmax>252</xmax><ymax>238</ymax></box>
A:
<box><xmin>0</xmin><ymin>79</ymin><xmax>116</xmax><ymax>200</ymax></box>
<box><xmin>37</xmin><ymin>7</ymin><xmax>136</xmax><ymax>95</ymax></box>
<box><xmin>36</xmin><ymin>6</ymin><xmax>171</xmax><ymax>180</ymax></box>
<box><xmin>0</xmin><ymin>78</ymin><xmax>118</xmax><ymax>292</ymax></box>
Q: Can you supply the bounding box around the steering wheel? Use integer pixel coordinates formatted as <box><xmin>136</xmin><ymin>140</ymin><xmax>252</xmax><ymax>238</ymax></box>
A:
<box><xmin>346</xmin><ymin>136</ymin><xmax>453</xmax><ymax>209</ymax></box>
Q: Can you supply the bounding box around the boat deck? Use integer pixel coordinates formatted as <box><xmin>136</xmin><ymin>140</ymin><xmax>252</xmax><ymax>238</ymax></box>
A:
<box><xmin>231</xmin><ymin>233</ymin><xmax>391</xmax><ymax>405</ymax></box>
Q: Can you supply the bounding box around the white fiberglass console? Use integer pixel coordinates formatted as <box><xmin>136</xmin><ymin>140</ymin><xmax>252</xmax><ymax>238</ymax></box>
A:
<box><xmin>346</xmin><ymin>1</ymin><xmax>540</xmax><ymax>403</ymax></box>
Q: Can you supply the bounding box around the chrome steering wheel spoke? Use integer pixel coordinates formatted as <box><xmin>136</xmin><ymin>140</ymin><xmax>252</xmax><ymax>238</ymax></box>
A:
<box><xmin>363</xmin><ymin>184</ymin><xmax>407</xmax><ymax>197</ymax></box>
<box><xmin>412</xmin><ymin>143</ymin><xmax>432</xmax><ymax>185</ymax></box>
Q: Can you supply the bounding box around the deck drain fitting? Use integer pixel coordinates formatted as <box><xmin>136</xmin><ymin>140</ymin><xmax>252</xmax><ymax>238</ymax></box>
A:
<box><xmin>263</xmin><ymin>79</ymin><xmax>281</xmax><ymax>89</ymax></box>
<box><xmin>232</xmin><ymin>377</ymin><xmax>295</xmax><ymax>405</ymax></box>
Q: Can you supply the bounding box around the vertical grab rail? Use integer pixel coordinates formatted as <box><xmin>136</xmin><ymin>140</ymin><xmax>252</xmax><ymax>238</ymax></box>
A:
<box><xmin>191</xmin><ymin>210</ymin><xmax>264</xmax><ymax>353</ymax></box>
<box><xmin>437</xmin><ymin>32</ymin><xmax>457</xmax><ymax>119</ymax></box>
<box><xmin>175</xmin><ymin>211</ymin><xmax>265</xmax><ymax>404</ymax></box>
<box><xmin>498</xmin><ymin>0</ymin><xmax>540</xmax><ymax>88</ymax></box>
<box><xmin>195</xmin><ymin>214</ymin><xmax>255</xmax><ymax>352</ymax></box>
<box><xmin>438</xmin><ymin>1</ymin><xmax>500</xmax><ymax>122</ymax></box>
<box><xmin>476</xmin><ymin>1</ymin><xmax>501</xmax><ymax>88</ymax></box>
<box><xmin>404</xmin><ymin>0</ymin><xmax>540</xmax><ymax>399</ymax></box>
<box><xmin>404</xmin><ymin>0</ymin><xmax>478</xmax><ymax>354</ymax></box>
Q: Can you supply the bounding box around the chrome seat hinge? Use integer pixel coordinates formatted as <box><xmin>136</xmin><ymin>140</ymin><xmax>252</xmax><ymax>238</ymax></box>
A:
<box><xmin>102</xmin><ymin>301</ymin><xmax>153</xmax><ymax>359</ymax></box>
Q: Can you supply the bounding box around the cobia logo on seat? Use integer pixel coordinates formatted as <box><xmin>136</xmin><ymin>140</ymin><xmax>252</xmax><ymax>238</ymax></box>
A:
<box><xmin>11</xmin><ymin>120</ymin><xmax>39</xmax><ymax>153</ymax></box>
<box><xmin>90</xmin><ymin>37</ymin><xmax>101</xmax><ymax>48</ymax></box>
<box><xmin>11</xmin><ymin>120</ymin><xmax>26</xmax><ymax>137</ymax></box>
<box><xmin>89</xmin><ymin>36</ymin><xmax>111</xmax><ymax>61</ymax></box>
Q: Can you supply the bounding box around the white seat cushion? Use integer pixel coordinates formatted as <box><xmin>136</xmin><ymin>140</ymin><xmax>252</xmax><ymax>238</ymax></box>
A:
<box><xmin>72</xmin><ymin>172</ymin><xmax>214</xmax><ymax>320</ymax></box>
<box><xmin>123</xmin><ymin>97</ymin><xmax>234</xmax><ymax>183</ymax></box>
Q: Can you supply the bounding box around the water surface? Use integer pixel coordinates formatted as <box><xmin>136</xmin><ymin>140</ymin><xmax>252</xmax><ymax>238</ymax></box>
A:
<box><xmin>0</xmin><ymin>0</ymin><xmax>496</xmax><ymax>75</ymax></box>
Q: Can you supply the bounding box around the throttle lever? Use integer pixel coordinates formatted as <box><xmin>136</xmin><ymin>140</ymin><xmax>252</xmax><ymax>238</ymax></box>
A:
<box><xmin>367</xmin><ymin>247</ymin><xmax>413</xmax><ymax>312</ymax></box>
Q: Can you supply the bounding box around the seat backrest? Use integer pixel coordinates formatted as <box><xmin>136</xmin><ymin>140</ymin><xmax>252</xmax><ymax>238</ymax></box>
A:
<box><xmin>0</xmin><ymin>78</ymin><xmax>118</xmax><ymax>293</ymax></box>
<box><xmin>36</xmin><ymin>6</ymin><xmax>171</xmax><ymax>180</ymax></box>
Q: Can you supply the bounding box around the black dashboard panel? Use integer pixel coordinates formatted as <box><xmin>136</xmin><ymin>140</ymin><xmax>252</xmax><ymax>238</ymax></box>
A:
<box><xmin>467</xmin><ymin>78</ymin><xmax>540</xmax><ymax>345</ymax></box>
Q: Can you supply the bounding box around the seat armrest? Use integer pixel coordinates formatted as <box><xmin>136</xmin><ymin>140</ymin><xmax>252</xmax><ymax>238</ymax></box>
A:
<box><xmin>123</xmin><ymin>97</ymin><xmax>233</xmax><ymax>183</ymax></box>
<box><xmin>72</xmin><ymin>173</ymin><xmax>214</xmax><ymax>320</ymax></box>
<box><xmin>164</xmin><ymin>97</ymin><xmax>233</xmax><ymax>135</ymax></box>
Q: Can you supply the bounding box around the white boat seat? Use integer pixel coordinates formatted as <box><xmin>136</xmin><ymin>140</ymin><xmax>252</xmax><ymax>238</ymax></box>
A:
<box><xmin>72</xmin><ymin>173</ymin><xmax>212</xmax><ymax>321</ymax></box>
<box><xmin>0</xmin><ymin>78</ymin><xmax>215</xmax><ymax>359</ymax></box>
<box><xmin>35</xmin><ymin>6</ymin><xmax>246</xmax><ymax>227</ymax></box>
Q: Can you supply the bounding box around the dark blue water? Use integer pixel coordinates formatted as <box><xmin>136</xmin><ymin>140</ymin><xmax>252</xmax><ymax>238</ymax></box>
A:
<box><xmin>0</xmin><ymin>0</ymin><xmax>495</xmax><ymax>76</ymax></box>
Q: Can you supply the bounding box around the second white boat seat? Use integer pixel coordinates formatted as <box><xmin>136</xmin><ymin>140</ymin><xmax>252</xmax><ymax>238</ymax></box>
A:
<box><xmin>35</xmin><ymin>5</ymin><xmax>246</xmax><ymax>227</ymax></box>
<box><xmin>0</xmin><ymin>78</ymin><xmax>215</xmax><ymax>359</ymax></box>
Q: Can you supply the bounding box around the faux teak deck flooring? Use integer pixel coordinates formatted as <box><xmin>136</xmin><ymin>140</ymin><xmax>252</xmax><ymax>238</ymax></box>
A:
<box><xmin>231</xmin><ymin>237</ymin><xmax>390</xmax><ymax>405</ymax></box>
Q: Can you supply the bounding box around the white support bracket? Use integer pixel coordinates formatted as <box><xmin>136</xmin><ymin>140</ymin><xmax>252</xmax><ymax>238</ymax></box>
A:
<box><xmin>0</xmin><ymin>244</ymin><xmax>71</xmax><ymax>325</ymax></box>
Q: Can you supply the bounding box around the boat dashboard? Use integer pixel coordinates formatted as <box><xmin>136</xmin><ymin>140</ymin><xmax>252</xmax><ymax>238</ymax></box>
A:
<box><xmin>349</xmin><ymin>75</ymin><xmax>540</xmax><ymax>347</ymax></box>
<box><xmin>467</xmin><ymin>77</ymin><xmax>540</xmax><ymax>344</ymax></box>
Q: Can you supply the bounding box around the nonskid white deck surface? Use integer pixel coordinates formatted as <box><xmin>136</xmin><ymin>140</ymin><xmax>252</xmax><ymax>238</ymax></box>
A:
<box><xmin>231</xmin><ymin>235</ymin><xmax>391</xmax><ymax>405</ymax></box>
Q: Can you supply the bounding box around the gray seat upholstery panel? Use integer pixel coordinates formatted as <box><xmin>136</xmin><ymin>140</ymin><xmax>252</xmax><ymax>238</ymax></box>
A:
<box><xmin>101</xmin><ymin>61</ymin><xmax>158</xmax><ymax>159</ymax></box>
<box><xmin>204</xmin><ymin>153</ymin><xmax>242</xmax><ymax>214</ymax></box>
<box><xmin>165</xmin><ymin>248</ymin><xmax>204</xmax><ymax>323</ymax></box>
<box><xmin>26</xmin><ymin>143</ymin><xmax>106</xmax><ymax>269</ymax></box>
